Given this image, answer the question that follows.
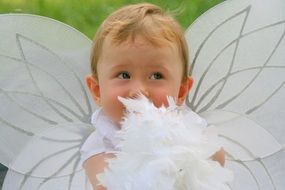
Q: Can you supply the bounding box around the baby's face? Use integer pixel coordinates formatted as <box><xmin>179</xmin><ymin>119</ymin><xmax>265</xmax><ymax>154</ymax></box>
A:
<box><xmin>93</xmin><ymin>36</ymin><xmax>190</xmax><ymax>123</ymax></box>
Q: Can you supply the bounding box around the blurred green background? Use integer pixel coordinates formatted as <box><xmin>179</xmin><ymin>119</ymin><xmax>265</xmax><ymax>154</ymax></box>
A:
<box><xmin>0</xmin><ymin>0</ymin><xmax>224</xmax><ymax>188</ymax></box>
<box><xmin>0</xmin><ymin>0</ymin><xmax>224</xmax><ymax>38</ymax></box>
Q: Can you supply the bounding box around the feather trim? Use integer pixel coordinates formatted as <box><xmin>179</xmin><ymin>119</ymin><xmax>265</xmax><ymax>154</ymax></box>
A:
<box><xmin>98</xmin><ymin>95</ymin><xmax>233</xmax><ymax>190</ymax></box>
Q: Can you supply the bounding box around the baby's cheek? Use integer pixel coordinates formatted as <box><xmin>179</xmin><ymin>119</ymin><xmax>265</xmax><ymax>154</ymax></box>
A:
<box><xmin>151</xmin><ymin>94</ymin><xmax>169</xmax><ymax>108</ymax></box>
<box><xmin>150</xmin><ymin>87</ymin><xmax>179</xmax><ymax>107</ymax></box>
<box><xmin>104</xmin><ymin>104</ymin><xmax>124</xmax><ymax>123</ymax></box>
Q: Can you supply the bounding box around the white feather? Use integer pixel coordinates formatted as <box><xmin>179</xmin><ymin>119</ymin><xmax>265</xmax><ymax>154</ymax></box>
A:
<box><xmin>98</xmin><ymin>95</ymin><xmax>233</xmax><ymax>190</ymax></box>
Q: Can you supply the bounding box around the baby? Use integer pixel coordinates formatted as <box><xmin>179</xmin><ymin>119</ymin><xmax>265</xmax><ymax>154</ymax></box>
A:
<box><xmin>81</xmin><ymin>3</ymin><xmax>225</xmax><ymax>190</ymax></box>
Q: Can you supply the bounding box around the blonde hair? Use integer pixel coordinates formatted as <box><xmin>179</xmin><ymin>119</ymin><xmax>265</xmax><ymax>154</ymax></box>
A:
<box><xmin>91</xmin><ymin>3</ymin><xmax>189</xmax><ymax>80</ymax></box>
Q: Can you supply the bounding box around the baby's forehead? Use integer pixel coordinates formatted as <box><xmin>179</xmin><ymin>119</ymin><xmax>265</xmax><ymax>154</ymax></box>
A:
<box><xmin>105</xmin><ymin>34</ymin><xmax>179</xmax><ymax>51</ymax></box>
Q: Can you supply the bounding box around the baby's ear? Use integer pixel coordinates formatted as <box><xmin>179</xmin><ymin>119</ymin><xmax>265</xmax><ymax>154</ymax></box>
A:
<box><xmin>177</xmin><ymin>77</ymin><xmax>193</xmax><ymax>105</ymax></box>
<box><xmin>86</xmin><ymin>74</ymin><xmax>101</xmax><ymax>106</ymax></box>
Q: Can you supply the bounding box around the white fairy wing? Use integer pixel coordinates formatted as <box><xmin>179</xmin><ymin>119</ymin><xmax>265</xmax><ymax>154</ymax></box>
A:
<box><xmin>2</xmin><ymin>169</ymin><xmax>92</xmax><ymax>190</ymax></box>
<box><xmin>0</xmin><ymin>13</ymin><xmax>94</xmax><ymax>188</ymax></box>
<box><xmin>185</xmin><ymin>0</ymin><xmax>285</xmax><ymax>189</ymax></box>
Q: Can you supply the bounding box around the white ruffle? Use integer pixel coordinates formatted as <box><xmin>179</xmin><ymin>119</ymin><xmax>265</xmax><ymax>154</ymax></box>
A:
<box><xmin>98</xmin><ymin>96</ymin><xmax>233</xmax><ymax>190</ymax></box>
<box><xmin>80</xmin><ymin>108</ymin><xmax>120</xmax><ymax>163</ymax></box>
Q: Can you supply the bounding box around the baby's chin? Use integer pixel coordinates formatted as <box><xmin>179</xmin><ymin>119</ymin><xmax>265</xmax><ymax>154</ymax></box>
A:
<box><xmin>109</xmin><ymin>112</ymin><xmax>125</xmax><ymax>128</ymax></box>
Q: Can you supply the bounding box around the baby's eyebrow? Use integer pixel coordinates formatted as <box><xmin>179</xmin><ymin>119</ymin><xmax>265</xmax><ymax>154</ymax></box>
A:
<box><xmin>108</xmin><ymin>63</ymin><xmax>131</xmax><ymax>70</ymax></box>
<box><xmin>147</xmin><ymin>64</ymin><xmax>170</xmax><ymax>72</ymax></box>
<box><xmin>107</xmin><ymin>62</ymin><xmax>172</xmax><ymax>75</ymax></box>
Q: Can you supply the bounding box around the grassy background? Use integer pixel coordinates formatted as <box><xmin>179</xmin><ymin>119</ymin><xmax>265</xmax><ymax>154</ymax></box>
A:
<box><xmin>0</xmin><ymin>0</ymin><xmax>224</xmax><ymax>38</ymax></box>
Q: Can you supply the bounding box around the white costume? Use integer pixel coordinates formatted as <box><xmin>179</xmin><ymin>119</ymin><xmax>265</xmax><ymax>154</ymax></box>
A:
<box><xmin>80</xmin><ymin>109</ymin><xmax>120</xmax><ymax>163</ymax></box>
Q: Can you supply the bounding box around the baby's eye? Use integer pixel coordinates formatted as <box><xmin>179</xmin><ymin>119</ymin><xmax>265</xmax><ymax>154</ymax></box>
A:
<box><xmin>117</xmin><ymin>72</ymin><xmax>131</xmax><ymax>79</ymax></box>
<box><xmin>150</xmin><ymin>72</ymin><xmax>163</xmax><ymax>80</ymax></box>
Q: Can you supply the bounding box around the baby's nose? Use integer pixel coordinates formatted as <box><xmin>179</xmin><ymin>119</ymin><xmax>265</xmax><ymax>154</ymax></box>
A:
<box><xmin>128</xmin><ymin>86</ymin><xmax>149</xmax><ymax>99</ymax></box>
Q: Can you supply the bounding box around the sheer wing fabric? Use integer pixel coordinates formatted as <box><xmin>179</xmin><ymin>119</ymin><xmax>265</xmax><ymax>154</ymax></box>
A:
<box><xmin>0</xmin><ymin>14</ymin><xmax>94</xmax><ymax>189</ymax></box>
<box><xmin>185</xmin><ymin>0</ymin><xmax>285</xmax><ymax>189</ymax></box>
